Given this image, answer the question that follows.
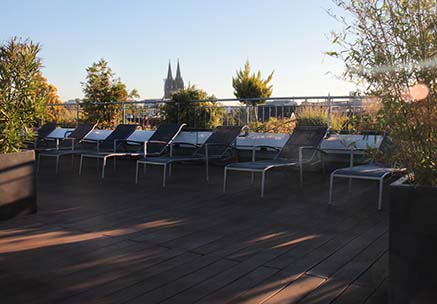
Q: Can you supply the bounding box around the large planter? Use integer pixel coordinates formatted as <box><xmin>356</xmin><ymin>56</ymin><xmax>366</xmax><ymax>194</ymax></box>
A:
<box><xmin>0</xmin><ymin>150</ymin><xmax>37</xmax><ymax>220</ymax></box>
<box><xmin>389</xmin><ymin>176</ymin><xmax>437</xmax><ymax>304</ymax></box>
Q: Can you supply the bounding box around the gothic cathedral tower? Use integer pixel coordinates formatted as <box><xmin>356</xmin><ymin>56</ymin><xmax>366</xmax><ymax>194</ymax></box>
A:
<box><xmin>164</xmin><ymin>59</ymin><xmax>184</xmax><ymax>98</ymax></box>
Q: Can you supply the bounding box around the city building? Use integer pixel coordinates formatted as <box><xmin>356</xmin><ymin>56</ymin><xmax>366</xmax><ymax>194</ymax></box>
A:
<box><xmin>163</xmin><ymin>60</ymin><xmax>184</xmax><ymax>98</ymax></box>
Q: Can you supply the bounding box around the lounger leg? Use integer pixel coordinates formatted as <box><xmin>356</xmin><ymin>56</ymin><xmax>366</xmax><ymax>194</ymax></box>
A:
<box><xmin>135</xmin><ymin>162</ymin><xmax>139</xmax><ymax>184</ymax></box>
<box><xmin>37</xmin><ymin>154</ymin><xmax>41</xmax><ymax>173</ymax></box>
<box><xmin>206</xmin><ymin>159</ymin><xmax>209</xmax><ymax>182</ymax></box>
<box><xmin>55</xmin><ymin>156</ymin><xmax>60</xmax><ymax>175</ymax></box>
<box><xmin>299</xmin><ymin>163</ymin><xmax>303</xmax><ymax>188</ymax></box>
<box><xmin>223</xmin><ymin>168</ymin><xmax>227</xmax><ymax>193</ymax></box>
<box><xmin>163</xmin><ymin>164</ymin><xmax>167</xmax><ymax>187</ymax></box>
<box><xmin>348</xmin><ymin>178</ymin><xmax>352</xmax><ymax>193</ymax></box>
<box><xmin>71</xmin><ymin>154</ymin><xmax>74</xmax><ymax>169</ymax></box>
<box><xmin>328</xmin><ymin>173</ymin><xmax>334</xmax><ymax>205</ymax></box>
<box><xmin>378</xmin><ymin>179</ymin><xmax>384</xmax><ymax>210</ymax></box>
<box><xmin>79</xmin><ymin>155</ymin><xmax>83</xmax><ymax>176</ymax></box>
<box><xmin>169</xmin><ymin>163</ymin><xmax>172</xmax><ymax>177</ymax></box>
<box><xmin>143</xmin><ymin>163</ymin><xmax>146</xmax><ymax>174</ymax></box>
<box><xmin>102</xmin><ymin>157</ymin><xmax>107</xmax><ymax>179</ymax></box>
<box><xmin>321</xmin><ymin>156</ymin><xmax>326</xmax><ymax>176</ymax></box>
<box><xmin>113</xmin><ymin>157</ymin><xmax>117</xmax><ymax>172</ymax></box>
<box><xmin>261</xmin><ymin>171</ymin><xmax>266</xmax><ymax>198</ymax></box>
<box><xmin>251</xmin><ymin>172</ymin><xmax>254</xmax><ymax>184</ymax></box>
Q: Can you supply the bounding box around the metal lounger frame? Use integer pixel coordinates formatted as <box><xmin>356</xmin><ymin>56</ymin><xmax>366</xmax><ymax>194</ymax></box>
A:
<box><xmin>135</xmin><ymin>125</ymin><xmax>247</xmax><ymax>186</ymax></box>
<box><xmin>36</xmin><ymin>124</ymin><xmax>97</xmax><ymax>175</ymax></box>
<box><xmin>135</xmin><ymin>142</ymin><xmax>236</xmax><ymax>187</ymax></box>
<box><xmin>79</xmin><ymin>123</ymin><xmax>186</xmax><ymax>179</ymax></box>
<box><xmin>328</xmin><ymin>167</ymin><xmax>398</xmax><ymax>210</ymax></box>
<box><xmin>223</xmin><ymin>145</ymin><xmax>325</xmax><ymax>197</ymax></box>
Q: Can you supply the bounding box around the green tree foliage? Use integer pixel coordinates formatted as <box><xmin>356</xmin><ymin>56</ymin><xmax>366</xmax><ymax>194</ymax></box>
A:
<box><xmin>330</xmin><ymin>0</ymin><xmax>437</xmax><ymax>186</ymax></box>
<box><xmin>160</xmin><ymin>85</ymin><xmax>224</xmax><ymax>129</ymax></box>
<box><xmin>232</xmin><ymin>60</ymin><xmax>274</xmax><ymax>106</ymax></box>
<box><xmin>81</xmin><ymin>59</ymin><xmax>138</xmax><ymax>127</ymax></box>
<box><xmin>0</xmin><ymin>38</ymin><xmax>49</xmax><ymax>153</ymax></box>
<box><xmin>40</xmin><ymin>76</ymin><xmax>67</xmax><ymax>124</ymax></box>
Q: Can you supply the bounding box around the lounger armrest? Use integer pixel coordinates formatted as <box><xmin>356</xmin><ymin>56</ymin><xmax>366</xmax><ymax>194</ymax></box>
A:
<box><xmin>171</xmin><ymin>142</ymin><xmax>199</xmax><ymax>147</ymax></box>
<box><xmin>142</xmin><ymin>140</ymin><xmax>170</xmax><ymax>156</ymax></box>
<box><xmin>251</xmin><ymin>145</ymin><xmax>281</xmax><ymax>161</ymax></box>
<box><xmin>64</xmin><ymin>130</ymin><xmax>73</xmax><ymax>138</ymax></box>
<box><xmin>81</xmin><ymin>138</ymin><xmax>104</xmax><ymax>151</ymax></box>
<box><xmin>204</xmin><ymin>143</ymin><xmax>238</xmax><ymax>159</ymax></box>
<box><xmin>57</xmin><ymin>137</ymin><xmax>75</xmax><ymax>150</ymax></box>
<box><xmin>205</xmin><ymin>143</ymin><xmax>238</xmax><ymax>151</ymax></box>
<box><xmin>168</xmin><ymin>142</ymin><xmax>199</xmax><ymax>156</ymax></box>
<box><xmin>298</xmin><ymin>146</ymin><xmax>326</xmax><ymax>163</ymax></box>
<box><xmin>111</xmin><ymin>139</ymin><xmax>144</xmax><ymax>152</ymax></box>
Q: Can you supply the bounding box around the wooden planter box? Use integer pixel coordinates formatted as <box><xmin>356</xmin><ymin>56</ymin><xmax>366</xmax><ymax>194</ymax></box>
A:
<box><xmin>0</xmin><ymin>150</ymin><xmax>37</xmax><ymax>220</ymax></box>
<box><xmin>389</xmin><ymin>176</ymin><xmax>437</xmax><ymax>303</ymax></box>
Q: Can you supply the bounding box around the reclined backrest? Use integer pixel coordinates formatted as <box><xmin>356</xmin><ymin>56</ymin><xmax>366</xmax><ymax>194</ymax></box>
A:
<box><xmin>195</xmin><ymin>126</ymin><xmax>244</xmax><ymax>157</ymax></box>
<box><xmin>37</xmin><ymin>123</ymin><xmax>57</xmax><ymax>140</ymax></box>
<box><xmin>145</xmin><ymin>123</ymin><xmax>186</xmax><ymax>155</ymax></box>
<box><xmin>277</xmin><ymin>126</ymin><xmax>327</xmax><ymax>160</ymax></box>
<box><xmin>99</xmin><ymin>124</ymin><xmax>138</xmax><ymax>151</ymax></box>
<box><xmin>59</xmin><ymin>123</ymin><xmax>97</xmax><ymax>148</ymax></box>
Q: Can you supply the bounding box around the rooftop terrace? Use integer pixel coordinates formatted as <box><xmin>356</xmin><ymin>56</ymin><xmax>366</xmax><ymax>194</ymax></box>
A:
<box><xmin>1</xmin><ymin>158</ymin><xmax>388</xmax><ymax>304</ymax></box>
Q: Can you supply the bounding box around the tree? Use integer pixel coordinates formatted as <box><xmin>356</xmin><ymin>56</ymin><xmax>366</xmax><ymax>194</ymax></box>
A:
<box><xmin>38</xmin><ymin>75</ymin><xmax>67</xmax><ymax>123</ymax></box>
<box><xmin>329</xmin><ymin>0</ymin><xmax>437</xmax><ymax>185</ymax></box>
<box><xmin>160</xmin><ymin>85</ymin><xmax>224</xmax><ymax>129</ymax></box>
<box><xmin>81</xmin><ymin>59</ymin><xmax>138</xmax><ymax>127</ymax></box>
<box><xmin>0</xmin><ymin>38</ymin><xmax>48</xmax><ymax>153</ymax></box>
<box><xmin>232</xmin><ymin>60</ymin><xmax>274</xmax><ymax>106</ymax></box>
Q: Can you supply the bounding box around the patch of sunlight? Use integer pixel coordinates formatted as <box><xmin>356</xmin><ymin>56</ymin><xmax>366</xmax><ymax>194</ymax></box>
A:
<box><xmin>272</xmin><ymin>234</ymin><xmax>319</xmax><ymax>249</ymax></box>
<box><xmin>101</xmin><ymin>219</ymin><xmax>184</xmax><ymax>237</ymax></box>
<box><xmin>0</xmin><ymin>218</ymin><xmax>183</xmax><ymax>254</ymax></box>
<box><xmin>248</xmin><ymin>232</ymin><xmax>286</xmax><ymax>243</ymax></box>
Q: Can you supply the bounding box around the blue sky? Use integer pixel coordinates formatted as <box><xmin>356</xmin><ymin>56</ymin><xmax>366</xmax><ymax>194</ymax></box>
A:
<box><xmin>1</xmin><ymin>0</ymin><xmax>356</xmax><ymax>101</ymax></box>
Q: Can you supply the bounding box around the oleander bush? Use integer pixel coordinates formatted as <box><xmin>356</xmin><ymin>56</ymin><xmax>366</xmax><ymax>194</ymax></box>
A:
<box><xmin>0</xmin><ymin>38</ymin><xmax>48</xmax><ymax>153</ymax></box>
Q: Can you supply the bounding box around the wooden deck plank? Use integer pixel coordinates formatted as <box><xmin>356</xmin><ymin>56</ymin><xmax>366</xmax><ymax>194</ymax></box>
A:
<box><xmin>299</xmin><ymin>234</ymin><xmax>388</xmax><ymax>304</ymax></box>
<box><xmin>0</xmin><ymin>160</ymin><xmax>390</xmax><ymax>304</ymax></box>
<box><xmin>58</xmin><ymin>251</ymin><xmax>201</xmax><ymax>304</ymax></box>
<box><xmin>97</xmin><ymin>252</ymin><xmax>227</xmax><ymax>303</ymax></box>
<box><xmin>306</xmin><ymin>220</ymin><xmax>387</xmax><ymax>279</ymax></box>
<box><xmin>127</xmin><ymin>259</ymin><xmax>239</xmax><ymax>303</ymax></box>
<box><xmin>196</xmin><ymin>266</ymin><xmax>280</xmax><ymax>304</ymax></box>
<box><xmin>262</xmin><ymin>274</ymin><xmax>326</xmax><ymax>304</ymax></box>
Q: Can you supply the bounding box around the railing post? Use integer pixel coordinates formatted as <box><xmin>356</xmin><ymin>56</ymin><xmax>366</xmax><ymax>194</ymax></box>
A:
<box><xmin>327</xmin><ymin>93</ymin><xmax>332</xmax><ymax>130</ymax></box>
<box><xmin>245</xmin><ymin>99</ymin><xmax>250</xmax><ymax>125</ymax></box>
<box><xmin>122</xmin><ymin>103</ymin><xmax>126</xmax><ymax>124</ymax></box>
<box><xmin>76</xmin><ymin>102</ymin><xmax>80</xmax><ymax>127</ymax></box>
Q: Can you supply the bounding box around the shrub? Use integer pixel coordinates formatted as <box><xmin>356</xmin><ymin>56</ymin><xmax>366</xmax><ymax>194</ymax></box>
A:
<box><xmin>0</xmin><ymin>38</ymin><xmax>48</xmax><ymax>153</ymax></box>
<box><xmin>250</xmin><ymin>117</ymin><xmax>296</xmax><ymax>134</ymax></box>
<box><xmin>160</xmin><ymin>85</ymin><xmax>224</xmax><ymax>129</ymax></box>
<box><xmin>330</xmin><ymin>0</ymin><xmax>437</xmax><ymax>185</ymax></box>
<box><xmin>295</xmin><ymin>106</ymin><xmax>349</xmax><ymax>131</ymax></box>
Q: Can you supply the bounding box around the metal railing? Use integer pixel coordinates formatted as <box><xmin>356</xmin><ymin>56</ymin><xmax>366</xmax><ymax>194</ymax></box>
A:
<box><xmin>47</xmin><ymin>95</ymin><xmax>373</xmax><ymax>131</ymax></box>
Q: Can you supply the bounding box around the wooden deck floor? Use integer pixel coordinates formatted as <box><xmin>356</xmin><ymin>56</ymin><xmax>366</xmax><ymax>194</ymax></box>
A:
<box><xmin>0</xmin><ymin>158</ymin><xmax>389</xmax><ymax>304</ymax></box>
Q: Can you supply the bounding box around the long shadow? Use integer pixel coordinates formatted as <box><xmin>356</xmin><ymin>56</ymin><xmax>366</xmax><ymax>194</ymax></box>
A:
<box><xmin>0</xmin><ymin>158</ymin><xmax>389</xmax><ymax>304</ymax></box>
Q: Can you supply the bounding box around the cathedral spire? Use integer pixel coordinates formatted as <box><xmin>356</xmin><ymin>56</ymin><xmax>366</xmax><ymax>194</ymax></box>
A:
<box><xmin>166</xmin><ymin>60</ymin><xmax>173</xmax><ymax>80</ymax></box>
<box><xmin>163</xmin><ymin>59</ymin><xmax>184</xmax><ymax>99</ymax></box>
<box><xmin>175</xmin><ymin>59</ymin><xmax>182</xmax><ymax>80</ymax></box>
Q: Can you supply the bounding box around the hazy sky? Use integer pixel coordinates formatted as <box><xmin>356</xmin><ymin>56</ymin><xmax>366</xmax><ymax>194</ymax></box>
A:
<box><xmin>1</xmin><ymin>0</ymin><xmax>356</xmax><ymax>101</ymax></box>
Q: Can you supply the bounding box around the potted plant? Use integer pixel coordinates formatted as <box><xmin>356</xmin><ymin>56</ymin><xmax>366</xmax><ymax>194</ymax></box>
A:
<box><xmin>328</xmin><ymin>1</ymin><xmax>437</xmax><ymax>303</ymax></box>
<box><xmin>0</xmin><ymin>38</ymin><xmax>50</xmax><ymax>220</ymax></box>
<box><xmin>386</xmin><ymin>86</ymin><xmax>436</xmax><ymax>303</ymax></box>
